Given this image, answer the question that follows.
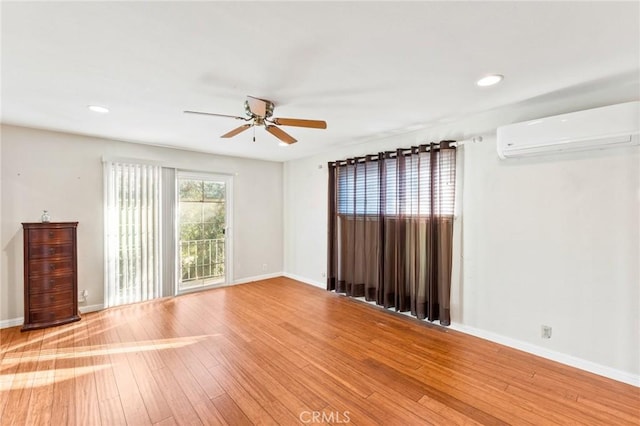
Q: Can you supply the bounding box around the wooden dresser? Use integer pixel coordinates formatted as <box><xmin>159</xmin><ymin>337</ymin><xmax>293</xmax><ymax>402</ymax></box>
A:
<box><xmin>22</xmin><ymin>222</ymin><xmax>80</xmax><ymax>331</ymax></box>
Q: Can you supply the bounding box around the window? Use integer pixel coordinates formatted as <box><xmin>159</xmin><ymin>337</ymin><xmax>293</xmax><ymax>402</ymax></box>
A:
<box><xmin>336</xmin><ymin>149</ymin><xmax>456</xmax><ymax>217</ymax></box>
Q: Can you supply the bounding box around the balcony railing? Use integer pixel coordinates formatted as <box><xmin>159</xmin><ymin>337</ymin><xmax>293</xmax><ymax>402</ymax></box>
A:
<box><xmin>180</xmin><ymin>238</ymin><xmax>225</xmax><ymax>283</ymax></box>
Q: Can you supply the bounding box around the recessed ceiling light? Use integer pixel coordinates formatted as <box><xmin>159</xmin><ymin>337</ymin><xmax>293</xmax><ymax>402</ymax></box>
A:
<box><xmin>476</xmin><ymin>74</ymin><xmax>504</xmax><ymax>87</ymax></box>
<box><xmin>88</xmin><ymin>105</ymin><xmax>110</xmax><ymax>113</ymax></box>
<box><xmin>278</xmin><ymin>142</ymin><xmax>290</xmax><ymax>147</ymax></box>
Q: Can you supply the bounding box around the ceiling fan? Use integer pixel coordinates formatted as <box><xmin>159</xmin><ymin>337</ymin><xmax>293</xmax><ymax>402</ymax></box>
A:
<box><xmin>184</xmin><ymin>96</ymin><xmax>327</xmax><ymax>144</ymax></box>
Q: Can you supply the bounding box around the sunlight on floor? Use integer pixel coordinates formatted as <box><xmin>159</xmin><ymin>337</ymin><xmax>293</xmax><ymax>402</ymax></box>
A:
<box><xmin>0</xmin><ymin>365</ymin><xmax>111</xmax><ymax>392</ymax></box>
<box><xmin>1</xmin><ymin>334</ymin><xmax>219</xmax><ymax>365</ymax></box>
<box><xmin>0</xmin><ymin>334</ymin><xmax>221</xmax><ymax>392</ymax></box>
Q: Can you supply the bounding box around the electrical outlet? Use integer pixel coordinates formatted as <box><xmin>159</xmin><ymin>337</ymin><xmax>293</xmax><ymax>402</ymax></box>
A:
<box><xmin>541</xmin><ymin>325</ymin><xmax>552</xmax><ymax>339</ymax></box>
<box><xmin>321</xmin><ymin>272</ymin><xmax>326</xmax><ymax>278</ymax></box>
<box><xmin>262</xmin><ymin>263</ymin><xmax>267</xmax><ymax>272</ymax></box>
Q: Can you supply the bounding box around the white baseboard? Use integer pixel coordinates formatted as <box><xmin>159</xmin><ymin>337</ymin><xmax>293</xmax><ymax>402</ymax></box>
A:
<box><xmin>282</xmin><ymin>272</ymin><xmax>325</xmax><ymax>289</ymax></box>
<box><xmin>449</xmin><ymin>322</ymin><xmax>640</xmax><ymax>388</ymax></box>
<box><xmin>79</xmin><ymin>304</ymin><xmax>104</xmax><ymax>314</ymax></box>
<box><xmin>0</xmin><ymin>317</ymin><xmax>23</xmax><ymax>329</ymax></box>
<box><xmin>1</xmin><ymin>304</ymin><xmax>105</xmax><ymax>329</ymax></box>
<box><xmin>233</xmin><ymin>272</ymin><xmax>283</xmax><ymax>285</ymax></box>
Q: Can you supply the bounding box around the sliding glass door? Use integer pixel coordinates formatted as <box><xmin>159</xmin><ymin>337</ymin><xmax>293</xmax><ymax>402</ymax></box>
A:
<box><xmin>177</xmin><ymin>173</ymin><xmax>232</xmax><ymax>293</ymax></box>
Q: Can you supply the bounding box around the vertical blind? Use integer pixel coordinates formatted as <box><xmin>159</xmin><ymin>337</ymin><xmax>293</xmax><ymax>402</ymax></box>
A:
<box><xmin>104</xmin><ymin>161</ymin><xmax>161</xmax><ymax>307</ymax></box>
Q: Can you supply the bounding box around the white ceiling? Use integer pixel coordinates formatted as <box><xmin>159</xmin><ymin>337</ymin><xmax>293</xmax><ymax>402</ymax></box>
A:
<box><xmin>1</xmin><ymin>1</ymin><xmax>639</xmax><ymax>162</ymax></box>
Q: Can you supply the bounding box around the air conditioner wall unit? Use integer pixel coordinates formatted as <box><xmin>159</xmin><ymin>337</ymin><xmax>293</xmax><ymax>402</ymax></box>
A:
<box><xmin>496</xmin><ymin>101</ymin><xmax>639</xmax><ymax>159</ymax></box>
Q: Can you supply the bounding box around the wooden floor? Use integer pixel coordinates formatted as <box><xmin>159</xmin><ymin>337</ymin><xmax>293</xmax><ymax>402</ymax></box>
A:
<box><xmin>1</xmin><ymin>277</ymin><xmax>638</xmax><ymax>425</ymax></box>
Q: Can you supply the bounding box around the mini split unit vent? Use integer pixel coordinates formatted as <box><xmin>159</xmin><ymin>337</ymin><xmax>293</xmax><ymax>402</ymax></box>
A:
<box><xmin>497</xmin><ymin>101</ymin><xmax>639</xmax><ymax>159</ymax></box>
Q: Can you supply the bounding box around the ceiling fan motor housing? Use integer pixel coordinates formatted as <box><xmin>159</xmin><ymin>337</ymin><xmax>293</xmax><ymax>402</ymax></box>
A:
<box><xmin>244</xmin><ymin>99</ymin><xmax>274</xmax><ymax>118</ymax></box>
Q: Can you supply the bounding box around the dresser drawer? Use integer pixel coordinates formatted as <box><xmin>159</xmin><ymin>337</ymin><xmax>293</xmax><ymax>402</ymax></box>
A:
<box><xmin>28</xmin><ymin>228</ymin><xmax>74</xmax><ymax>244</ymax></box>
<box><xmin>29</xmin><ymin>305</ymin><xmax>76</xmax><ymax>324</ymax></box>
<box><xmin>29</xmin><ymin>243</ymin><xmax>73</xmax><ymax>260</ymax></box>
<box><xmin>28</xmin><ymin>258</ymin><xmax>74</xmax><ymax>277</ymax></box>
<box><xmin>29</xmin><ymin>275</ymin><xmax>74</xmax><ymax>294</ymax></box>
<box><xmin>30</xmin><ymin>289</ymin><xmax>74</xmax><ymax>309</ymax></box>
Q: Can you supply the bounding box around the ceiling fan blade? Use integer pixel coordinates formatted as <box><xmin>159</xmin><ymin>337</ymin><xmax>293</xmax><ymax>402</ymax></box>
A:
<box><xmin>221</xmin><ymin>124</ymin><xmax>252</xmax><ymax>138</ymax></box>
<box><xmin>272</xmin><ymin>117</ymin><xmax>327</xmax><ymax>129</ymax></box>
<box><xmin>265</xmin><ymin>125</ymin><xmax>297</xmax><ymax>144</ymax></box>
<box><xmin>246</xmin><ymin>96</ymin><xmax>268</xmax><ymax>117</ymax></box>
<box><xmin>184</xmin><ymin>110</ymin><xmax>246</xmax><ymax>120</ymax></box>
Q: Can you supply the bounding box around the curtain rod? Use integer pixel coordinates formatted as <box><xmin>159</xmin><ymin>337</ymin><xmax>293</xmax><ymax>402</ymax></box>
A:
<box><xmin>328</xmin><ymin>137</ymin><xmax>483</xmax><ymax>167</ymax></box>
<box><xmin>454</xmin><ymin>136</ymin><xmax>483</xmax><ymax>145</ymax></box>
<box><xmin>328</xmin><ymin>139</ymin><xmax>469</xmax><ymax>167</ymax></box>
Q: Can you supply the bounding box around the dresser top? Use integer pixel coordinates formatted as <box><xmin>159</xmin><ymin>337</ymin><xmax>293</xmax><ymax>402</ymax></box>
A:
<box><xmin>22</xmin><ymin>222</ymin><xmax>78</xmax><ymax>228</ymax></box>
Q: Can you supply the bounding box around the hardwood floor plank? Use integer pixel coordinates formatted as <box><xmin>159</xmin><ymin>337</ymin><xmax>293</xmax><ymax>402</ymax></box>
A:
<box><xmin>0</xmin><ymin>326</ymin><xmax>29</xmax><ymax>418</ymax></box>
<box><xmin>87</xmin><ymin>315</ymin><xmax>121</xmax><ymax>403</ymax></box>
<box><xmin>139</xmin><ymin>305</ymin><xmax>226</xmax><ymax>402</ymax></box>
<box><xmin>211</xmin><ymin>393</ymin><xmax>253</xmax><ymax>426</ymax></box>
<box><xmin>0</xmin><ymin>327</ymin><xmax>20</xmax><ymax>363</ymax></box>
<box><xmin>174</xmin><ymin>343</ymin><xmax>226</xmax><ymax>400</ymax></box>
<box><xmin>150</xmin><ymin>366</ymin><xmax>204</xmax><ymax>426</ymax></box>
<box><xmin>417</xmin><ymin>395</ymin><xmax>486</xmax><ymax>426</ymax></box>
<box><xmin>154</xmin><ymin>415</ymin><xmax>178</xmax><ymax>426</ymax></box>
<box><xmin>237</xmin><ymin>342</ymin><xmax>329</xmax><ymax>412</ymax></box>
<box><xmin>1</xmin><ymin>277</ymin><xmax>637</xmax><ymax>424</ymax></box>
<box><xmin>214</xmin><ymin>347</ymin><xmax>305</xmax><ymax>425</ymax></box>
<box><xmin>99</xmin><ymin>395</ymin><xmax>127</xmax><ymax>426</ymax></box>
<box><xmin>73</xmin><ymin>320</ymin><xmax>102</xmax><ymax>425</ymax></box>
<box><xmin>23</xmin><ymin>327</ymin><xmax>58</xmax><ymax>426</ymax></box>
<box><xmin>292</xmin><ymin>363</ymin><xmax>386</xmax><ymax>425</ymax></box>
<box><xmin>576</xmin><ymin>394</ymin><xmax>640</xmax><ymax>425</ymax></box>
<box><xmin>0</xmin><ymin>329</ymin><xmax>44</xmax><ymax>425</ymax></box>
<box><xmin>208</xmin><ymin>363</ymin><xmax>279</xmax><ymax>425</ymax></box>
<box><xmin>50</xmin><ymin>324</ymin><xmax>77</xmax><ymax>426</ymax></box>
<box><xmin>103</xmin><ymin>313</ymin><xmax>153</xmax><ymax>426</ymax></box>
<box><xmin>365</xmin><ymin>391</ymin><xmax>440</xmax><ymax>425</ymax></box>
<box><xmin>191</xmin><ymin>400</ymin><xmax>229</xmax><ymax>426</ymax></box>
<box><xmin>115</xmin><ymin>322</ymin><xmax>173</xmax><ymax>423</ymax></box>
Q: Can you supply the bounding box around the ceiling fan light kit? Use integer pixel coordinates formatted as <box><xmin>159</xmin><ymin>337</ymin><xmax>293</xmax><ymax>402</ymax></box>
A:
<box><xmin>185</xmin><ymin>96</ymin><xmax>327</xmax><ymax>145</ymax></box>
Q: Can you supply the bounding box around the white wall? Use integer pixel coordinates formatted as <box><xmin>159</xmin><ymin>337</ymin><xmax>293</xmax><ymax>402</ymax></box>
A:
<box><xmin>0</xmin><ymin>124</ymin><xmax>283</xmax><ymax>323</ymax></box>
<box><xmin>283</xmin><ymin>97</ymin><xmax>640</xmax><ymax>384</ymax></box>
<box><xmin>0</xmin><ymin>128</ymin><xmax>2</xmax><ymax>315</ymax></box>
<box><xmin>460</xmin><ymin>137</ymin><xmax>638</xmax><ymax>375</ymax></box>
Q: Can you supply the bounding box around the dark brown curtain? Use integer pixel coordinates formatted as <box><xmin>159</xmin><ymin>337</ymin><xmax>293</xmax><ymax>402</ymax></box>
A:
<box><xmin>327</xmin><ymin>142</ymin><xmax>456</xmax><ymax>325</ymax></box>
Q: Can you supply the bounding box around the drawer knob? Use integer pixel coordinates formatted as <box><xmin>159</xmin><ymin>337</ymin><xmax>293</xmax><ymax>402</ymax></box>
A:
<box><xmin>49</xmin><ymin>295</ymin><xmax>55</xmax><ymax>301</ymax></box>
<box><xmin>48</xmin><ymin>247</ymin><xmax>56</xmax><ymax>255</ymax></box>
<box><xmin>49</xmin><ymin>264</ymin><xmax>55</xmax><ymax>271</ymax></box>
<box><xmin>48</xmin><ymin>231</ymin><xmax>54</xmax><ymax>238</ymax></box>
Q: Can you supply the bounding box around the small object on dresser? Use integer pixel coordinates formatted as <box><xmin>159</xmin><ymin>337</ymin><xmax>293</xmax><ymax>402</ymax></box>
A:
<box><xmin>41</xmin><ymin>210</ymin><xmax>51</xmax><ymax>223</ymax></box>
